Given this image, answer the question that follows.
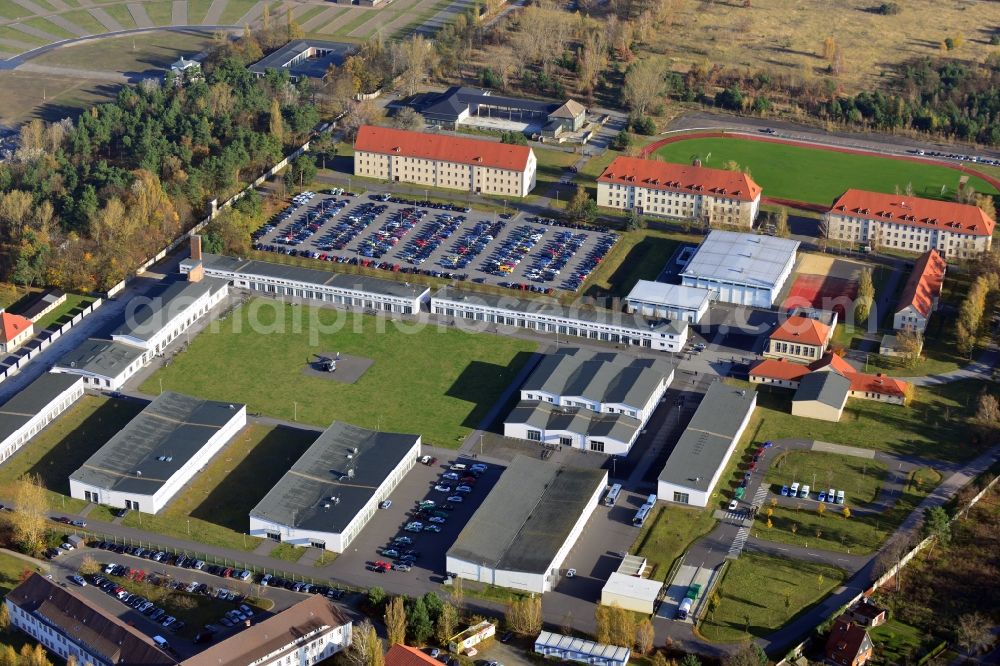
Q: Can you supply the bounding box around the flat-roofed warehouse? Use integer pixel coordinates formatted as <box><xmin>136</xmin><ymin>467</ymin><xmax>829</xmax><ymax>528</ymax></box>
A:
<box><xmin>446</xmin><ymin>456</ymin><xmax>607</xmax><ymax>594</ymax></box>
<box><xmin>680</xmin><ymin>231</ymin><xmax>799</xmax><ymax>308</ymax></box>
<box><xmin>0</xmin><ymin>373</ymin><xmax>84</xmax><ymax>465</ymax></box>
<box><xmin>657</xmin><ymin>382</ymin><xmax>756</xmax><ymax>507</ymax></box>
<box><xmin>180</xmin><ymin>252</ymin><xmax>430</xmax><ymax>314</ymax></box>
<box><xmin>52</xmin><ymin>338</ymin><xmax>146</xmax><ymax>391</ymax></box>
<box><xmin>249</xmin><ymin>422</ymin><xmax>421</xmax><ymax>553</ymax></box>
<box><xmin>69</xmin><ymin>392</ymin><xmax>247</xmax><ymax>513</ymax></box>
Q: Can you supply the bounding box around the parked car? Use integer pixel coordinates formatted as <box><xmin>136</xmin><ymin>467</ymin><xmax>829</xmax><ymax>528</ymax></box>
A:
<box><xmin>433</xmin><ymin>485</ymin><xmax>452</xmax><ymax>493</ymax></box>
<box><xmin>799</xmin><ymin>484</ymin><xmax>811</xmax><ymax>499</ymax></box>
<box><xmin>68</xmin><ymin>575</ymin><xmax>87</xmax><ymax>587</ymax></box>
<box><xmin>379</xmin><ymin>500</ymin><xmax>392</xmax><ymax>509</ymax></box>
<box><xmin>780</xmin><ymin>485</ymin><xmax>790</xmax><ymax>496</ymax></box>
<box><xmin>728</xmin><ymin>499</ymin><xmax>739</xmax><ymax>511</ymax></box>
<box><xmin>418</xmin><ymin>456</ymin><xmax>437</xmax><ymax>466</ymax></box>
<box><xmin>818</xmin><ymin>491</ymin><xmax>827</xmax><ymax>502</ymax></box>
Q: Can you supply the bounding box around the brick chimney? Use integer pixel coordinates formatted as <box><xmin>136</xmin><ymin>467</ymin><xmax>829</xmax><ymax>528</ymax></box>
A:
<box><xmin>191</xmin><ymin>235</ymin><xmax>202</xmax><ymax>261</ymax></box>
<box><xmin>187</xmin><ymin>234</ymin><xmax>204</xmax><ymax>283</ymax></box>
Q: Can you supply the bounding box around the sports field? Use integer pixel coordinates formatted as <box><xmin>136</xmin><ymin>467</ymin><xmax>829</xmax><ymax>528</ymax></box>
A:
<box><xmin>653</xmin><ymin>137</ymin><xmax>999</xmax><ymax>205</ymax></box>
<box><xmin>141</xmin><ymin>300</ymin><xmax>537</xmax><ymax>447</ymax></box>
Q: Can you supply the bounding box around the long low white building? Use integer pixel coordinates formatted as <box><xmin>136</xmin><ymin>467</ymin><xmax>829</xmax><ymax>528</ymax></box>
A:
<box><xmin>250</xmin><ymin>422</ymin><xmax>420</xmax><ymax>553</ymax></box>
<box><xmin>52</xmin><ymin>337</ymin><xmax>147</xmax><ymax>391</ymax></box>
<box><xmin>446</xmin><ymin>456</ymin><xmax>607</xmax><ymax>594</ymax></box>
<box><xmin>431</xmin><ymin>287</ymin><xmax>688</xmax><ymax>352</ymax></box>
<box><xmin>112</xmin><ymin>276</ymin><xmax>229</xmax><ymax>361</ymax></box>
<box><xmin>657</xmin><ymin>382</ymin><xmax>756</xmax><ymax>507</ymax></box>
<box><xmin>0</xmin><ymin>373</ymin><xmax>84</xmax><ymax>465</ymax></box>
<box><xmin>180</xmin><ymin>250</ymin><xmax>431</xmax><ymax>315</ymax></box>
<box><xmin>680</xmin><ymin>231</ymin><xmax>799</xmax><ymax>308</ymax></box>
<box><xmin>69</xmin><ymin>392</ymin><xmax>247</xmax><ymax>513</ymax></box>
<box><xmin>624</xmin><ymin>280</ymin><xmax>711</xmax><ymax>323</ymax></box>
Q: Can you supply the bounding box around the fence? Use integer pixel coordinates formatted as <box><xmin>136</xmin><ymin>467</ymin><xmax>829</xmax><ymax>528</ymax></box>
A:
<box><xmin>777</xmin><ymin>471</ymin><xmax>1000</xmax><ymax>664</ymax></box>
<box><xmin>0</xmin><ymin>298</ymin><xmax>104</xmax><ymax>387</ymax></box>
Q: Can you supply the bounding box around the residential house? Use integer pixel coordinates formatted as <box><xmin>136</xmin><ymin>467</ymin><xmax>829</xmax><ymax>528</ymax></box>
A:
<box><xmin>0</xmin><ymin>311</ymin><xmax>33</xmax><ymax>354</ymax></box>
<box><xmin>765</xmin><ymin>315</ymin><xmax>834</xmax><ymax>363</ymax></box>
<box><xmin>825</xmin><ymin>616</ymin><xmax>874</xmax><ymax>666</ymax></box>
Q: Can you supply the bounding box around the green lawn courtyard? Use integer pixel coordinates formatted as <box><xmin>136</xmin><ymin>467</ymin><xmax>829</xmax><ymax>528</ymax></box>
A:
<box><xmin>633</xmin><ymin>503</ymin><xmax>717</xmax><ymax>581</ymax></box>
<box><xmin>141</xmin><ymin>301</ymin><xmax>538</xmax><ymax>447</ymax></box>
<box><xmin>764</xmin><ymin>451</ymin><xmax>888</xmax><ymax>506</ymax></box>
<box><xmin>699</xmin><ymin>552</ymin><xmax>845</xmax><ymax>642</ymax></box>
<box><xmin>653</xmin><ymin>137</ymin><xmax>998</xmax><ymax>205</ymax></box>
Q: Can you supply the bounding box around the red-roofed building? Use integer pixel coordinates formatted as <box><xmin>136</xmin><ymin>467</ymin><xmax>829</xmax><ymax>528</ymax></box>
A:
<box><xmin>765</xmin><ymin>315</ymin><xmax>833</xmax><ymax>362</ymax></box>
<box><xmin>748</xmin><ymin>358</ymin><xmax>811</xmax><ymax>388</ymax></box>
<box><xmin>894</xmin><ymin>249</ymin><xmax>946</xmax><ymax>333</ymax></box>
<box><xmin>825</xmin><ymin>616</ymin><xmax>874</xmax><ymax>666</ymax></box>
<box><xmin>0</xmin><ymin>311</ymin><xmax>33</xmax><ymax>354</ymax></box>
<box><xmin>826</xmin><ymin>189</ymin><xmax>994</xmax><ymax>259</ymax></box>
<box><xmin>385</xmin><ymin>644</ymin><xmax>440</xmax><ymax>666</ymax></box>
<box><xmin>597</xmin><ymin>157</ymin><xmax>762</xmax><ymax>227</ymax></box>
<box><xmin>354</xmin><ymin>125</ymin><xmax>536</xmax><ymax>197</ymax></box>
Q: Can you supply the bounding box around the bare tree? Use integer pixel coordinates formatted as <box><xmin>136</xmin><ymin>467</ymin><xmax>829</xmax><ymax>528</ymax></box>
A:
<box><xmin>400</xmin><ymin>34</ymin><xmax>434</xmax><ymax>97</ymax></box>
<box><xmin>957</xmin><ymin>612</ymin><xmax>995</xmax><ymax>656</ymax></box>
<box><xmin>624</xmin><ymin>57</ymin><xmax>665</xmax><ymax>116</ymax></box>
<box><xmin>346</xmin><ymin>620</ymin><xmax>384</xmax><ymax>666</ymax></box>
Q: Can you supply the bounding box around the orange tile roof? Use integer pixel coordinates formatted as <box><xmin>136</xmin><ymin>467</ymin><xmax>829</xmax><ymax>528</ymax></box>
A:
<box><xmin>770</xmin><ymin>315</ymin><xmax>831</xmax><ymax>347</ymax></box>
<box><xmin>811</xmin><ymin>352</ymin><xmax>855</xmax><ymax>375</ymax></box>
<box><xmin>848</xmin><ymin>372</ymin><xmax>909</xmax><ymax>398</ymax></box>
<box><xmin>896</xmin><ymin>249</ymin><xmax>946</xmax><ymax>318</ymax></box>
<box><xmin>749</xmin><ymin>358</ymin><xmax>811</xmax><ymax>382</ymax></box>
<box><xmin>830</xmin><ymin>189</ymin><xmax>995</xmax><ymax>237</ymax></box>
<box><xmin>0</xmin><ymin>311</ymin><xmax>32</xmax><ymax>343</ymax></box>
<box><xmin>386</xmin><ymin>644</ymin><xmax>442</xmax><ymax>666</ymax></box>
<box><xmin>354</xmin><ymin>125</ymin><xmax>532</xmax><ymax>172</ymax></box>
<box><xmin>597</xmin><ymin>156</ymin><xmax>762</xmax><ymax>202</ymax></box>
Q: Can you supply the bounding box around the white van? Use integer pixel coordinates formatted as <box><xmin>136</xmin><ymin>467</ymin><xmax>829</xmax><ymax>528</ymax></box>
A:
<box><xmin>789</xmin><ymin>482</ymin><xmax>800</xmax><ymax>496</ymax></box>
<box><xmin>449</xmin><ymin>463</ymin><xmax>467</xmax><ymax>472</ymax></box>
<box><xmin>677</xmin><ymin>597</ymin><xmax>693</xmax><ymax>620</ymax></box>
<box><xmin>153</xmin><ymin>636</ymin><xmax>170</xmax><ymax>651</ymax></box>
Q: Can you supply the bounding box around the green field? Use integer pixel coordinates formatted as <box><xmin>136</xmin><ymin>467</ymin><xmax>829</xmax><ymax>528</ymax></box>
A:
<box><xmin>653</xmin><ymin>138</ymin><xmax>999</xmax><ymax>205</ymax></box>
<box><xmin>733</xmin><ymin>378</ymin><xmax>990</xmax><ymax>463</ymax></box>
<box><xmin>0</xmin><ymin>395</ymin><xmax>143</xmax><ymax>512</ymax></box>
<box><xmin>632</xmin><ymin>504</ymin><xmax>717</xmax><ymax>580</ymax></box>
<box><xmin>869</xmin><ymin>618</ymin><xmax>926</xmax><ymax>663</ymax></box>
<box><xmin>699</xmin><ymin>552</ymin><xmax>845</xmax><ymax>642</ymax></box>
<box><xmin>764</xmin><ymin>451</ymin><xmax>888</xmax><ymax>506</ymax></box>
<box><xmin>34</xmin><ymin>293</ymin><xmax>96</xmax><ymax>330</ymax></box>
<box><xmin>583</xmin><ymin>228</ymin><xmax>688</xmax><ymax>299</ymax></box>
<box><xmin>142</xmin><ymin>301</ymin><xmax>537</xmax><ymax>447</ymax></box>
<box><xmin>0</xmin><ymin>552</ymin><xmax>44</xmax><ymax>652</ymax></box>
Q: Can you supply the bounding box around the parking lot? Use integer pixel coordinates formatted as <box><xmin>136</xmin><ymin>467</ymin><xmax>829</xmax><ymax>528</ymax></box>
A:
<box><xmin>328</xmin><ymin>451</ymin><xmax>505</xmax><ymax>594</ymax></box>
<box><xmin>251</xmin><ymin>192</ymin><xmax>619</xmax><ymax>294</ymax></box>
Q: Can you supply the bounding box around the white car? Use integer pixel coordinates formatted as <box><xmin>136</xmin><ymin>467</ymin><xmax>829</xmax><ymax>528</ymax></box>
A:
<box><xmin>728</xmin><ymin>499</ymin><xmax>739</xmax><ymax>511</ymax></box>
<box><xmin>433</xmin><ymin>485</ymin><xmax>452</xmax><ymax>493</ymax></box>
<box><xmin>379</xmin><ymin>500</ymin><xmax>392</xmax><ymax>509</ymax></box>
<box><xmin>799</xmin><ymin>484</ymin><xmax>811</xmax><ymax>499</ymax></box>
<box><xmin>565</xmin><ymin>569</ymin><xmax>576</xmax><ymax>578</ymax></box>
<box><xmin>446</xmin><ymin>495</ymin><xmax>463</xmax><ymax>503</ymax></box>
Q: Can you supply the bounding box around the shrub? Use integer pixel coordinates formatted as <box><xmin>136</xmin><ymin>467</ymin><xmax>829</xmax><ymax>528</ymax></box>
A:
<box><xmin>480</xmin><ymin>68</ymin><xmax>503</xmax><ymax>89</ymax></box>
<box><xmin>630</xmin><ymin>115</ymin><xmax>657</xmax><ymax>135</ymax></box>
<box><xmin>875</xmin><ymin>2</ymin><xmax>901</xmax><ymax>15</ymax></box>
<box><xmin>714</xmin><ymin>86</ymin><xmax>743</xmax><ymax>111</ymax></box>
<box><xmin>609</xmin><ymin>130</ymin><xmax>633</xmax><ymax>151</ymax></box>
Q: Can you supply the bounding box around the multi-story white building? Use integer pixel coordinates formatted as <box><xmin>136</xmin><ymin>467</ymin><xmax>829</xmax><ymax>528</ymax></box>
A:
<box><xmin>431</xmin><ymin>287</ymin><xmax>689</xmax><ymax>352</ymax></box>
<box><xmin>894</xmin><ymin>249</ymin><xmax>946</xmax><ymax>333</ymax></box>
<box><xmin>250</xmin><ymin>422</ymin><xmax>421</xmax><ymax>552</ymax></box>
<box><xmin>624</xmin><ymin>280</ymin><xmax>712</xmax><ymax>323</ymax></box>
<box><xmin>69</xmin><ymin>392</ymin><xmax>247</xmax><ymax>513</ymax></box>
<box><xmin>0</xmin><ymin>373</ymin><xmax>84</xmax><ymax>465</ymax></box>
<box><xmin>354</xmin><ymin>125</ymin><xmax>537</xmax><ymax>197</ymax></box>
<box><xmin>180</xmin><ymin>250</ymin><xmax>431</xmax><ymax>315</ymax></box>
<box><xmin>597</xmin><ymin>156</ymin><xmax>762</xmax><ymax>227</ymax></box>
<box><xmin>503</xmin><ymin>348</ymin><xmax>673</xmax><ymax>455</ymax></box>
<box><xmin>826</xmin><ymin>189</ymin><xmax>994</xmax><ymax>259</ymax></box>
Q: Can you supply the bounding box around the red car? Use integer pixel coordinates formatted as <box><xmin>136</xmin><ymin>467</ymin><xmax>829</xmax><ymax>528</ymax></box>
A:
<box><xmin>747</xmin><ymin>462</ymin><xmax>757</xmax><ymax>472</ymax></box>
<box><xmin>374</xmin><ymin>561</ymin><xmax>391</xmax><ymax>571</ymax></box>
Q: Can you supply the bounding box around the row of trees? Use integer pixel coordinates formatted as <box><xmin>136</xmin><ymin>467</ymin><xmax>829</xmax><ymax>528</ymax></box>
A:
<box><xmin>955</xmin><ymin>273</ymin><xmax>995</xmax><ymax>355</ymax></box>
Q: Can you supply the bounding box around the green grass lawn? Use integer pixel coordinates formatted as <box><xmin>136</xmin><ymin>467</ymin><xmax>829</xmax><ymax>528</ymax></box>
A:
<box><xmin>34</xmin><ymin>293</ymin><xmax>96</xmax><ymax>330</ymax></box>
<box><xmin>735</xmin><ymin>378</ymin><xmax>991</xmax><ymax>463</ymax></box>
<box><xmin>0</xmin><ymin>396</ymin><xmax>143</xmax><ymax>512</ymax></box>
<box><xmin>0</xmin><ymin>551</ymin><xmax>45</xmax><ymax>652</ymax></box>
<box><xmin>582</xmin><ymin>228</ymin><xmax>693</xmax><ymax>299</ymax></box>
<box><xmin>141</xmin><ymin>301</ymin><xmax>537</xmax><ymax>447</ymax></box>
<box><xmin>869</xmin><ymin>618</ymin><xmax>925</xmax><ymax>663</ymax></box>
<box><xmin>653</xmin><ymin>138</ymin><xmax>999</xmax><ymax>205</ymax></box>
<box><xmin>218</xmin><ymin>0</ymin><xmax>260</xmax><ymax>25</ymax></box>
<box><xmin>144</xmin><ymin>0</ymin><xmax>175</xmax><ymax>25</ymax></box>
<box><xmin>764</xmin><ymin>451</ymin><xmax>888</xmax><ymax>505</ymax></box>
<box><xmin>699</xmin><ymin>552</ymin><xmax>845</xmax><ymax>642</ymax></box>
<box><xmin>0</xmin><ymin>25</ymin><xmax>46</xmax><ymax>46</ymax></box>
<box><xmin>632</xmin><ymin>503</ymin><xmax>717</xmax><ymax>580</ymax></box>
<box><xmin>58</xmin><ymin>9</ymin><xmax>110</xmax><ymax>34</ymax></box>
<box><xmin>101</xmin><ymin>3</ymin><xmax>137</xmax><ymax>29</ymax></box>
<box><xmin>131</xmin><ymin>423</ymin><xmax>319</xmax><ymax>552</ymax></box>
<box><xmin>269</xmin><ymin>542</ymin><xmax>306</xmax><ymax>562</ymax></box>
<box><xmin>22</xmin><ymin>16</ymin><xmax>76</xmax><ymax>38</ymax></box>
<box><xmin>532</xmin><ymin>146</ymin><xmax>578</xmax><ymax>197</ymax></box>
<box><xmin>0</xmin><ymin>0</ymin><xmax>33</xmax><ymax>20</ymax></box>
<box><xmin>186</xmin><ymin>0</ymin><xmax>214</xmax><ymax>23</ymax></box>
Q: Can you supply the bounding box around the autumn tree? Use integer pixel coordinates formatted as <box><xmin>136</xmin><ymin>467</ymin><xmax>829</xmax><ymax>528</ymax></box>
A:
<box><xmin>623</xmin><ymin>57</ymin><xmax>665</xmax><ymax>116</ymax></box>
<box><xmin>79</xmin><ymin>555</ymin><xmax>101</xmax><ymax>576</ymax></box>
<box><xmin>595</xmin><ymin>605</ymin><xmax>612</xmax><ymax>644</ymax></box>
<box><xmin>634</xmin><ymin>618</ymin><xmax>655</xmax><ymax>654</ymax></box>
<box><xmin>724</xmin><ymin>641</ymin><xmax>767</xmax><ymax>666</ymax></box>
<box><xmin>895</xmin><ymin>329</ymin><xmax>923</xmax><ymax>369</ymax></box>
<box><xmin>269</xmin><ymin>98</ymin><xmax>285</xmax><ymax>146</ymax></box>
<box><xmin>976</xmin><ymin>390</ymin><xmax>1000</xmax><ymax>428</ymax></box>
<box><xmin>391</xmin><ymin>107</ymin><xmax>425</xmax><ymax>132</ymax></box>
<box><xmin>341</xmin><ymin>100</ymin><xmax>385</xmax><ymax>140</ymax></box>
<box><xmin>577</xmin><ymin>29</ymin><xmax>609</xmax><ymax>97</ymax></box>
<box><xmin>385</xmin><ymin>596</ymin><xmax>407</xmax><ymax>645</ymax></box>
<box><xmin>19</xmin><ymin>643</ymin><xmax>52</xmax><ymax>666</ymax></box>
<box><xmin>773</xmin><ymin>206</ymin><xmax>790</xmax><ymax>238</ymax></box>
<box><xmin>10</xmin><ymin>473</ymin><xmax>48</xmax><ymax>554</ymax></box>
<box><xmin>976</xmin><ymin>193</ymin><xmax>996</xmax><ymax>222</ymax></box>
<box><xmin>400</xmin><ymin>34</ymin><xmax>434</xmax><ymax>96</ymax></box>
<box><xmin>435</xmin><ymin>602</ymin><xmax>458</xmax><ymax>645</ymax></box>
<box><xmin>346</xmin><ymin>622</ymin><xmax>385</xmax><ymax>666</ymax></box>
<box><xmin>957</xmin><ymin>275</ymin><xmax>990</xmax><ymax>355</ymax></box>
<box><xmin>855</xmin><ymin>267</ymin><xmax>875</xmax><ymax>326</ymax></box>
<box><xmin>505</xmin><ymin>596</ymin><xmax>542</xmax><ymax>635</ymax></box>
<box><xmin>957</xmin><ymin>612</ymin><xmax>993</xmax><ymax>656</ymax></box>
<box><xmin>0</xmin><ymin>603</ymin><xmax>9</xmax><ymax>632</ymax></box>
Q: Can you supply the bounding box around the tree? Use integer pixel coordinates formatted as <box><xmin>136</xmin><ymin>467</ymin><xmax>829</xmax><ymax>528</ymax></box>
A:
<box><xmin>634</xmin><ymin>618</ymin><xmax>655</xmax><ymax>655</ymax></box>
<box><xmin>79</xmin><ymin>555</ymin><xmax>101</xmax><ymax>575</ymax></box>
<box><xmin>0</xmin><ymin>603</ymin><xmax>9</xmax><ymax>632</ymax></box>
<box><xmin>923</xmin><ymin>506</ymin><xmax>951</xmax><ymax>550</ymax></box>
<box><xmin>895</xmin><ymin>329</ymin><xmax>923</xmax><ymax>369</ymax></box>
<box><xmin>506</xmin><ymin>596</ymin><xmax>542</xmax><ymax>635</ymax></box>
<box><xmin>817</xmin><ymin>502</ymin><xmax>826</xmax><ymax>517</ymax></box>
<box><xmin>724</xmin><ymin>641</ymin><xmax>767</xmax><ymax>666</ymax></box>
<box><xmin>652</xmin><ymin>652</ymin><xmax>669</xmax><ymax>666</ymax></box>
<box><xmin>19</xmin><ymin>643</ymin><xmax>51</xmax><ymax>666</ymax></box>
<box><xmin>341</xmin><ymin>99</ymin><xmax>385</xmax><ymax>140</ymax></box>
<box><xmin>855</xmin><ymin>267</ymin><xmax>874</xmax><ymax>326</ymax></box>
<box><xmin>623</xmin><ymin>58</ymin><xmax>665</xmax><ymax>116</ymax></box>
<box><xmin>435</xmin><ymin>602</ymin><xmax>458</xmax><ymax>645</ymax></box>
<box><xmin>976</xmin><ymin>193</ymin><xmax>996</xmax><ymax>223</ymax></box>
<box><xmin>714</xmin><ymin>86</ymin><xmax>743</xmax><ymax>111</ymax></box>
<box><xmin>976</xmin><ymin>390</ymin><xmax>1000</xmax><ymax>427</ymax></box>
<box><xmin>842</xmin><ymin>506</ymin><xmax>851</xmax><ymax>519</ymax></box>
<box><xmin>385</xmin><ymin>596</ymin><xmax>407</xmax><ymax>645</ymax></box>
<box><xmin>407</xmin><ymin>596</ymin><xmax>434</xmax><ymax>645</ymax></box>
<box><xmin>957</xmin><ymin>612</ymin><xmax>994</xmax><ymax>655</ymax></box>
<box><xmin>773</xmin><ymin>207</ymin><xmax>790</xmax><ymax>238</ymax></box>
<box><xmin>269</xmin><ymin>98</ymin><xmax>285</xmax><ymax>146</ymax></box>
<box><xmin>449</xmin><ymin>576</ymin><xmax>463</xmax><ymax>611</ymax></box>
<box><xmin>391</xmin><ymin>107</ymin><xmax>425</xmax><ymax>132</ymax></box>
<box><xmin>346</xmin><ymin>620</ymin><xmax>384</xmax><ymax>666</ymax></box>
<box><xmin>609</xmin><ymin>130</ymin><xmax>633</xmax><ymax>151</ymax></box>
<box><xmin>400</xmin><ymin>34</ymin><xmax>434</xmax><ymax>96</ymax></box>
<box><xmin>368</xmin><ymin>586</ymin><xmax>386</xmax><ymax>608</ymax></box>
<box><xmin>680</xmin><ymin>655</ymin><xmax>702</xmax><ymax>666</ymax></box>
<box><xmin>594</xmin><ymin>604</ymin><xmax>612</xmax><ymax>644</ymax></box>
<box><xmin>0</xmin><ymin>646</ymin><xmax>16</xmax><ymax>666</ymax></box>
<box><xmin>608</xmin><ymin>605</ymin><xmax>636</xmax><ymax>647</ymax></box>
<box><xmin>10</xmin><ymin>473</ymin><xmax>48</xmax><ymax>554</ymax></box>
<box><xmin>957</xmin><ymin>275</ymin><xmax>990</xmax><ymax>355</ymax></box>
<box><xmin>565</xmin><ymin>187</ymin><xmax>597</xmax><ymax>224</ymax></box>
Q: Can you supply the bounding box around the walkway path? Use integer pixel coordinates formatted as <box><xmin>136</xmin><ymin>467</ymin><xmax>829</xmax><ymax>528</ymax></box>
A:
<box><xmin>171</xmin><ymin>0</ymin><xmax>187</xmax><ymax>25</ymax></box>
<box><xmin>127</xmin><ymin>3</ymin><xmax>156</xmax><ymax>29</ymax></box>
<box><xmin>201</xmin><ymin>0</ymin><xmax>230</xmax><ymax>26</ymax></box>
<box><xmin>899</xmin><ymin>348</ymin><xmax>998</xmax><ymax>386</ymax></box>
<box><xmin>88</xmin><ymin>7</ymin><xmax>125</xmax><ymax>32</ymax></box>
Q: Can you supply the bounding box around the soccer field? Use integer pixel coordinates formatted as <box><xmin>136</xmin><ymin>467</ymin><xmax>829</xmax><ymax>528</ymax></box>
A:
<box><xmin>141</xmin><ymin>301</ymin><xmax>537</xmax><ymax>448</ymax></box>
<box><xmin>653</xmin><ymin>137</ymin><xmax>999</xmax><ymax>205</ymax></box>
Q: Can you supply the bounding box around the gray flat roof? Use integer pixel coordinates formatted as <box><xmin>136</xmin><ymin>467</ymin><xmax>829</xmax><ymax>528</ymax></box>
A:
<box><xmin>793</xmin><ymin>370</ymin><xmax>850</xmax><ymax>408</ymax></box>
<box><xmin>250</xmin><ymin>422</ymin><xmax>419</xmax><ymax>534</ymax></box>
<box><xmin>521</xmin><ymin>348</ymin><xmax>672</xmax><ymax>409</ymax></box>
<box><xmin>13</xmin><ymin>288</ymin><xmax>65</xmax><ymax>321</ymax></box>
<box><xmin>448</xmin><ymin>456</ymin><xmax>606</xmax><ymax>574</ymax></box>
<box><xmin>626</xmin><ymin>281</ymin><xmax>711</xmax><ymax>310</ymax></box>
<box><xmin>248</xmin><ymin>40</ymin><xmax>355</xmax><ymax>78</ymax></box>
<box><xmin>69</xmin><ymin>392</ymin><xmax>245</xmax><ymax>496</ymax></box>
<box><xmin>506</xmin><ymin>400</ymin><xmax>641</xmax><ymax>444</ymax></box>
<box><xmin>433</xmin><ymin>287</ymin><xmax>689</xmax><ymax>336</ymax></box>
<box><xmin>112</xmin><ymin>279</ymin><xmax>227</xmax><ymax>343</ymax></box>
<box><xmin>681</xmin><ymin>231</ymin><xmax>799</xmax><ymax>289</ymax></box>
<box><xmin>657</xmin><ymin>382</ymin><xmax>756</xmax><ymax>493</ymax></box>
<box><xmin>55</xmin><ymin>338</ymin><xmax>145</xmax><ymax>378</ymax></box>
<box><xmin>185</xmin><ymin>253</ymin><xmax>430</xmax><ymax>300</ymax></box>
<box><xmin>0</xmin><ymin>373</ymin><xmax>81</xmax><ymax>443</ymax></box>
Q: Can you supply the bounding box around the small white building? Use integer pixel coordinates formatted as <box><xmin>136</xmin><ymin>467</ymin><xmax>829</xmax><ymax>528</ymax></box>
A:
<box><xmin>0</xmin><ymin>373</ymin><xmax>84</xmax><ymax>465</ymax></box>
<box><xmin>600</xmin><ymin>555</ymin><xmax>661</xmax><ymax>614</ymax></box>
<box><xmin>446</xmin><ymin>456</ymin><xmax>607</xmax><ymax>594</ymax></box>
<box><xmin>534</xmin><ymin>631</ymin><xmax>630</xmax><ymax>666</ymax></box>
<box><xmin>69</xmin><ymin>392</ymin><xmax>247</xmax><ymax>513</ymax></box>
<box><xmin>180</xmin><ymin>252</ymin><xmax>431</xmax><ymax>315</ymax></box>
<box><xmin>431</xmin><ymin>287</ymin><xmax>689</xmax><ymax>352</ymax></box>
<box><xmin>680</xmin><ymin>231</ymin><xmax>799</xmax><ymax>308</ymax></box>
<box><xmin>250</xmin><ymin>422</ymin><xmax>420</xmax><ymax>553</ymax></box>
<box><xmin>0</xmin><ymin>311</ymin><xmax>34</xmax><ymax>354</ymax></box>
<box><xmin>624</xmin><ymin>280</ymin><xmax>711</xmax><ymax>323</ymax></box>
<box><xmin>657</xmin><ymin>383</ymin><xmax>756</xmax><ymax>507</ymax></box>
<box><xmin>111</xmin><ymin>278</ymin><xmax>229</xmax><ymax>362</ymax></box>
<box><xmin>52</xmin><ymin>337</ymin><xmax>146</xmax><ymax>391</ymax></box>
